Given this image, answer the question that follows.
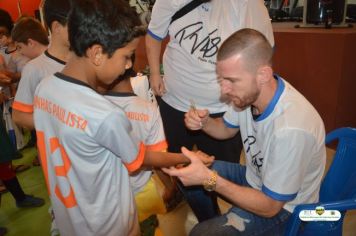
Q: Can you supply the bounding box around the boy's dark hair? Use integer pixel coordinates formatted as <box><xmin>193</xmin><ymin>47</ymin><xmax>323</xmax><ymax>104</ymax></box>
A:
<box><xmin>43</xmin><ymin>0</ymin><xmax>71</xmax><ymax>30</ymax></box>
<box><xmin>68</xmin><ymin>0</ymin><xmax>146</xmax><ymax>58</ymax></box>
<box><xmin>0</xmin><ymin>8</ymin><xmax>13</xmax><ymax>35</ymax></box>
<box><xmin>12</xmin><ymin>17</ymin><xmax>49</xmax><ymax>46</ymax></box>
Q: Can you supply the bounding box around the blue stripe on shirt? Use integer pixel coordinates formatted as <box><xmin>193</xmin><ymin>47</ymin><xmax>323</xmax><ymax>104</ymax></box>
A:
<box><xmin>147</xmin><ymin>29</ymin><xmax>164</xmax><ymax>41</ymax></box>
<box><xmin>223</xmin><ymin>118</ymin><xmax>239</xmax><ymax>129</ymax></box>
<box><xmin>262</xmin><ymin>185</ymin><xmax>297</xmax><ymax>201</ymax></box>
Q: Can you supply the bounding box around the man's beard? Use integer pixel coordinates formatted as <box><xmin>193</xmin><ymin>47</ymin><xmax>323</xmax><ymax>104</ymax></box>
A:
<box><xmin>232</xmin><ymin>89</ymin><xmax>260</xmax><ymax>110</ymax></box>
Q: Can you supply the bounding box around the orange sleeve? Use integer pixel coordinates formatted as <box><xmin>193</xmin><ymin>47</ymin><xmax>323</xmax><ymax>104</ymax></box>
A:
<box><xmin>124</xmin><ymin>142</ymin><xmax>145</xmax><ymax>173</ymax></box>
<box><xmin>146</xmin><ymin>140</ymin><xmax>168</xmax><ymax>152</ymax></box>
<box><xmin>12</xmin><ymin>101</ymin><xmax>33</xmax><ymax>113</ymax></box>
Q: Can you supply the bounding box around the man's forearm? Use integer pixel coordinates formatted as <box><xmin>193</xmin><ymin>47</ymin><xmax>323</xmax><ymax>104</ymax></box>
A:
<box><xmin>203</xmin><ymin>117</ymin><xmax>238</xmax><ymax>140</ymax></box>
<box><xmin>214</xmin><ymin>174</ymin><xmax>285</xmax><ymax>218</ymax></box>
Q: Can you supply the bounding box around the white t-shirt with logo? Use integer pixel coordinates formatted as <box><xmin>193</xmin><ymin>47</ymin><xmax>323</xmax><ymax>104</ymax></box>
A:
<box><xmin>148</xmin><ymin>0</ymin><xmax>274</xmax><ymax>113</ymax></box>
<box><xmin>223</xmin><ymin>76</ymin><xmax>326</xmax><ymax>213</ymax></box>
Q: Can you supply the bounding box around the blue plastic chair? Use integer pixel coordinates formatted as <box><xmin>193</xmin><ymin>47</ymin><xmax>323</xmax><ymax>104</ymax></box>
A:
<box><xmin>285</xmin><ymin>127</ymin><xmax>356</xmax><ymax>236</ymax></box>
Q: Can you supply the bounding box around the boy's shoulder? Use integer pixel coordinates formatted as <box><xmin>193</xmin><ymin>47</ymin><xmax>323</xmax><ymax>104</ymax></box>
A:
<box><xmin>107</xmin><ymin>93</ymin><xmax>158</xmax><ymax>112</ymax></box>
<box><xmin>22</xmin><ymin>52</ymin><xmax>65</xmax><ymax>75</ymax></box>
<box><xmin>22</xmin><ymin>53</ymin><xmax>47</xmax><ymax>70</ymax></box>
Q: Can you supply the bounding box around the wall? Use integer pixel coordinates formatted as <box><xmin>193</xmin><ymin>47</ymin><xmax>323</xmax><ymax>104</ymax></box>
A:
<box><xmin>0</xmin><ymin>0</ymin><xmax>41</xmax><ymax>21</ymax></box>
<box><xmin>272</xmin><ymin>23</ymin><xmax>356</xmax><ymax>132</ymax></box>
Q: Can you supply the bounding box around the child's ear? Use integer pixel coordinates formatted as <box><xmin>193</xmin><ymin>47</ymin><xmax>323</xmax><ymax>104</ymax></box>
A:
<box><xmin>27</xmin><ymin>39</ymin><xmax>35</xmax><ymax>47</ymax></box>
<box><xmin>87</xmin><ymin>45</ymin><xmax>103</xmax><ymax>66</ymax></box>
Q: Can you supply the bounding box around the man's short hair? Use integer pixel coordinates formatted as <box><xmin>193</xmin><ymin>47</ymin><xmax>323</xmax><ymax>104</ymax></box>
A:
<box><xmin>12</xmin><ymin>17</ymin><xmax>49</xmax><ymax>46</ymax></box>
<box><xmin>43</xmin><ymin>0</ymin><xmax>71</xmax><ymax>30</ymax></box>
<box><xmin>217</xmin><ymin>28</ymin><xmax>273</xmax><ymax>73</ymax></box>
<box><xmin>68</xmin><ymin>0</ymin><xmax>146</xmax><ymax>58</ymax></box>
<box><xmin>0</xmin><ymin>8</ymin><xmax>13</xmax><ymax>35</ymax></box>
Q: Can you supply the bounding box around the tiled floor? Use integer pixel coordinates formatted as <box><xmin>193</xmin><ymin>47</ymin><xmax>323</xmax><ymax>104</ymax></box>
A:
<box><xmin>1</xmin><ymin>147</ymin><xmax>355</xmax><ymax>236</ymax></box>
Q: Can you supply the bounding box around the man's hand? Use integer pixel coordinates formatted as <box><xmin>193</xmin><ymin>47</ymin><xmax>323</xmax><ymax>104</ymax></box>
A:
<box><xmin>184</xmin><ymin>108</ymin><xmax>209</xmax><ymax>130</ymax></box>
<box><xmin>162</xmin><ymin>147</ymin><xmax>212</xmax><ymax>186</ymax></box>
<box><xmin>149</xmin><ymin>74</ymin><xmax>166</xmax><ymax>96</ymax></box>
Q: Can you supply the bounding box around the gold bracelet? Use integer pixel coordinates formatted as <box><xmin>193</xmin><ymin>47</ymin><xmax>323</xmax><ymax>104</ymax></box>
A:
<box><xmin>203</xmin><ymin>170</ymin><xmax>217</xmax><ymax>192</ymax></box>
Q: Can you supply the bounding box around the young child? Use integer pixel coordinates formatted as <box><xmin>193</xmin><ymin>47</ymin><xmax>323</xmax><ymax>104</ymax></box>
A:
<box><xmin>0</xmin><ymin>92</ymin><xmax>44</xmax><ymax>236</ymax></box>
<box><xmin>33</xmin><ymin>0</ymin><xmax>198</xmax><ymax>235</ymax></box>
<box><xmin>11</xmin><ymin>17</ymin><xmax>49</xmax><ymax>61</ymax></box>
<box><xmin>0</xmin><ymin>9</ymin><xmax>29</xmax><ymax>84</ymax></box>
<box><xmin>105</xmin><ymin>67</ymin><xmax>167</xmax><ymax>230</ymax></box>
<box><xmin>11</xmin><ymin>2</ymin><xmax>70</xmax><ymax>235</ymax></box>
<box><xmin>12</xmin><ymin>0</ymin><xmax>71</xmax><ymax>130</ymax></box>
<box><xmin>0</xmin><ymin>9</ymin><xmax>30</xmax><ymax>164</ymax></box>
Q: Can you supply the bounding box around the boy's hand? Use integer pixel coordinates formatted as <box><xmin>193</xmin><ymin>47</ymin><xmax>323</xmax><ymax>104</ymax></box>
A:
<box><xmin>184</xmin><ymin>108</ymin><xmax>209</xmax><ymax>130</ymax></box>
<box><xmin>0</xmin><ymin>92</ymin><xmax>8</xmax><ymax>103</ymax></box>
<box><xmin>163</xmin><ymin>147</ymin><xmax>212</xmax><ymax>186</ymax></box>
<box><xmin>0</xmin><ymin>72</ymin><xmax>11</xmax><ymax>86</ymax></box>
<box><xmin>194</xmin><ymin>150</ymin><xmax>214</xmax><ymax>167</ymax></box>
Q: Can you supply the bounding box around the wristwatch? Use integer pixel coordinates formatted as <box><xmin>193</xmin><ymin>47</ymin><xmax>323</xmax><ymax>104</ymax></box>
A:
<box><xmin>203</xmin><ymin>170</ymin><xmax>218</xmax><ymax>192</ymax></box>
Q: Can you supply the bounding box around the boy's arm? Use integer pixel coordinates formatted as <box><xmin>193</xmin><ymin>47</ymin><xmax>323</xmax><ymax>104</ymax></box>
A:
<box><xmin>12</xmin><ymin>109</ymin><xmax>34</xmax><ymax>130</ymax></box>
<box><xmin>0</xmin><ymin>72</ymin><xmax>11</xmax><ymax>86</ymax></box>
<box><xmin>142</xmin><ymin>150</ymin><xmax>214</xmax><ymax>168</ymax></box>
<box><xmin>4</xmin><ymin>70</ymin><xmax>21</xmax><ymax>83</ymax></box>
<box><xmin>142</xmin><ymin>151</ymin><xmax>189</xmax><ymax>168</ymax></box>
<box><xmin>12</xmin><ymin>63</ymin><xmax>37</xmax><ymax>130</ymax></box>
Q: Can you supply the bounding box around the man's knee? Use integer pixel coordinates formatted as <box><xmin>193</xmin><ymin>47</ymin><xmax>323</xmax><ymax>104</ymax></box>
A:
<box><xmin>189</xmin><ymin>213</ymin><xmax>245</xmax><ymax>236</ymax></box>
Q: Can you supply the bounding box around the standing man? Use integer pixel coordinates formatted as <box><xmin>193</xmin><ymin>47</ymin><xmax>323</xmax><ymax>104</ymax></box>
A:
<box><xmin>146</xmin><ymin>0</ymin><xmax>274</xmax><ymax>163</ymax></box>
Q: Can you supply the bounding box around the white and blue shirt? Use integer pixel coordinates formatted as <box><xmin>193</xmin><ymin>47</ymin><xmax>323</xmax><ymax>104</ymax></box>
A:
<box><xmin>224</xmin><ymin>75</ymin><xmax>326</xmax><ymax>212</ymax></box>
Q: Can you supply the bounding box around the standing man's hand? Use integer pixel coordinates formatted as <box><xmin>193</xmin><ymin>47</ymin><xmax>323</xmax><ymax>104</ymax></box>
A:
<box><xmin>149</xmin><ymin>74</ymin><xmax>166</xmax><ymax>96</ymax></box>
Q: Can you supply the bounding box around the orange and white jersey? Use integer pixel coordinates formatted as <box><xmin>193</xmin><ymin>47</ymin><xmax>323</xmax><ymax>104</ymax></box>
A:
<box><xmin>105</xmin><ymin>91</ymin><xmax>167</xmax><ymax>194</ymax></box>
<box><xmin>34</xmin><ymin>73</ymin><xmax>144</xmax><ymax>236</ymax></box>
<box><xmin>13</xmin><ymin>51</ymin><xmax>65</xmax><ymax>113</ymax></box>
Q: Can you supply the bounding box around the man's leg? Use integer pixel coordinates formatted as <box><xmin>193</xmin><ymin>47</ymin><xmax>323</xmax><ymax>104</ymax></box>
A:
<box><xmin>182</xmin><ymin>161</ymin><xmax>247</xmax><ymax>222</ymax></box>
<box><xmin>190</xmin><ymin>206</ymin><xmax>291</xmax><ymax>236</ymax></box>
<box><xmin>158</xmin><ymin>99</ymin><xmax>195</xmax><ymax>152</ymax></box>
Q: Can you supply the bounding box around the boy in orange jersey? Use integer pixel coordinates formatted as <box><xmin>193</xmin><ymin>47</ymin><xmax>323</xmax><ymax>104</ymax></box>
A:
<box><xmin>12</xmin><ymin>0</ymin><xmax>71</xmax><ymax>130</ymax></box>
<box><xmin>105</xmin><ymin>67</ymin><xmax>169</xmax><ymax>232</ymax></box>
<box><xmin>33</xmin><ymin>0</ymin><xmax>211</xmax><ymax>235</ymax></box>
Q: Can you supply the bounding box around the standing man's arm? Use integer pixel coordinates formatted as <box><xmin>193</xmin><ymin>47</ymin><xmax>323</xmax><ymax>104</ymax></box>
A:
<box><xmin>145</xmin><ymin>34</ymin><xmax>165</xmax><ymax>96</ymax></box>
